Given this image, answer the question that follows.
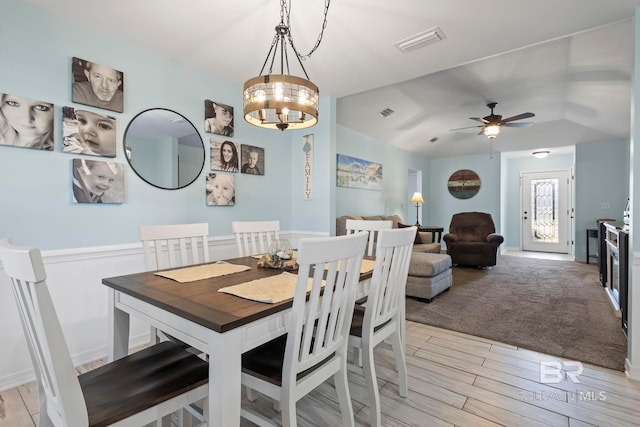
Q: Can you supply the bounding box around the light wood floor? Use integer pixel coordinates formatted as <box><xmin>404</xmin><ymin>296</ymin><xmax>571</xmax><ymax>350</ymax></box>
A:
<box><xmin>2</xmin><ymin>321</ymin><xmax>639</xmax><ymax>426</ymax></box>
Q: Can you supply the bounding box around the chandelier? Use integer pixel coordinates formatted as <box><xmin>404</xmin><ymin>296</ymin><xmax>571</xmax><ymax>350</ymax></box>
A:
<box><xmin>243</xmin><ymin>0</ymin><xmax>329</xmax><ymax>131</ymax></box>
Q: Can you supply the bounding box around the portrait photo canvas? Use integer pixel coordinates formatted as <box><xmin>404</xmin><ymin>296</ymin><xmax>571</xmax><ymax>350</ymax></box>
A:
<box><xmin>240</xmin><ymin>144</ymin><xmax>265</xmax><ymax>176</ymax></box>
<box><xmin>72</xmin><ymin>158</ymin><xmax>125</xmax><ymax>204</ymax></box>
<box><xmin>72</xmin><ymin>57</ymin><xmax>124</xmax><ymax>113</ymax></box>
<box><xmin>0</xmin><ymin>92</ymin><xmax>54</xmax><ymax>151</ymax></box>
<box><xmin>206</xmin><ymin>173</ymin><xmax>235</xmax><ymax>206</ymax></box>
<box><xmin>62</xmin><ymin>106</ymin><xmax>116</xmax><ymax>157</ymax></box>
<box><xmin>204</xmin><ymin>99</ymin><xmax>234</xmax><ymax>137</ymax></box>
<box><xmin>211</xmin><ymin>140</ymin><xmax>239</xmax><ymax>172</ymax></box>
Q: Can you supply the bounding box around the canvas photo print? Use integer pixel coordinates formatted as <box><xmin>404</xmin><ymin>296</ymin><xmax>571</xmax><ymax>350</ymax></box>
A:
<box><xmin>72</xmin><ymin>57</ymin><xmax>124</xmax><ymax>113</ymax></box>
<box><xmin>206</xmin><ymin>173</ymin><xmax>235</xmax><ymax>206</ymax></box>
<box><xmin>62</xmin><ymin>106</ymin><xmax>116</xmax><ymax>157</ymax></box>
<box><xmin>0</xmin><ymin>93</ymin><xmax>54</xmax><ymax>151</ymax></box>
<box><xmin>204</xmin><ymin>99</ymin><xmax>234</xmax><ymax>137</ymax></box>
<box><xmin>211</xmin><ymin>140</ymin><xmax>239</xmax><ymax>172</ymax></box>
<box><xmin>72</xmin><ymin>158</ymin><xmax>125</xmax><ymax>204</ymax></box>
<box><xmin>240</xmin><ymin>144</ymin><xmax>265</xmax><ymax>175</ymax></box>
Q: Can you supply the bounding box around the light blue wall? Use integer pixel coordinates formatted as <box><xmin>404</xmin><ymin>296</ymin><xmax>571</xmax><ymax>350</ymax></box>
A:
<box><xmin>427</xmin><ymin>153</ymin><xmax>502</xmax><ymax>233</ymax></box>
<box><xmin>335</xmin><ymin>125</ymin><xmax>430</xmax><ymax>225</ymax></box>
<box><xmin>575</xmin><ymin>139</ymin><xmax>630</xmax><ymax>259</ymax></box>
<box><xmin>1</xmin><ymin>0</ymin><xmax>335</xmax><ymax>250</ymax></box>
<box><xmin>502</xmin><ymin>152</ymin><xmax>574</xmax><ymax>248</ymax></box>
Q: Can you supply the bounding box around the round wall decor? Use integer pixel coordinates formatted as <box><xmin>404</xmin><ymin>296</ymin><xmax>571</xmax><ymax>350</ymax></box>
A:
<box><xmin>447</xmin><ymin>169</ymin><xmax>481</xmax><ymax>199</ymax></box>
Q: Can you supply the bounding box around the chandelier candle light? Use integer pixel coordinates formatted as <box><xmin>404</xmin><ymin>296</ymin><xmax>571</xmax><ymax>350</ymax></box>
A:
<box><xmin>411</xmin><ymin>192</ymin><xmax>425</xmax><ymax>226</ymax></box>
<box><xmin>243</xmin><ymin>0</ymin><xmax>329</xmax><ymax>131</ymax></box>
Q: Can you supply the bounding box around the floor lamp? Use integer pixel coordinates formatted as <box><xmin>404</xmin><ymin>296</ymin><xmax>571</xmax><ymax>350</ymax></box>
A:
<box><xmin>411</xmin><ymin>192</ymin><xmax>424</xmax><ymax>226</ymax></box>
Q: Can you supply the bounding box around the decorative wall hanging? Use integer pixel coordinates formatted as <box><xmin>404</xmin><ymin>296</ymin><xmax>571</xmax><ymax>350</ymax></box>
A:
<box><xmin>303</xmin><ymin>134</ymin><xmax>313</xmax><ymax>200</ymax></box>
<box><xmin>204</xmin><ymin>99</ymin><xmax>234</xmax><ymax>137</ymax></box>
<box><xmin>72</xmin><ymin>158</ymin><xmax>125</xmax><ymax>204</ymax></box>
<box><xmin>206</xmin><ymin>173</ymin><xmax>235</xmax><ymax>206</ymax></box>
<box><xmin>447</xmin><ymin>169</ymin><xmax>481</xmax><ymax>199</ymax></box>
<box><xmin>71</xmin><ymin>57</ymin><xmax>124</xmax><ymax>113</ymax></box>
<box><xmin>0</xmin><ymin>93</ymin><xmax>54</xmax><ymax>151</ymax></box>
<box><xmin>336</xmin><ymin>154</ymin><xmax>383</xmax><ymax>191</ymax></box>
<box><xmin>211</xmin><ymin>140</ymin><xmax>239</xmax><ymax>172</ymax></box>
<box><xmin>240</xmin><ymin>144</ymin><xmax>265</xmax><ymax>175</ymax></box>
<box><xmin>62</xmin><ymin>106</ymin><xmax>116</xmax><ymax>157</ymax></box>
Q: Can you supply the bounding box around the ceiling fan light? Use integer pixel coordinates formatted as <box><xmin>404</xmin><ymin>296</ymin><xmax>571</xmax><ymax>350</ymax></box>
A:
<box><xmin>484</xmin><ymin>124</ymin><xmax>501</xmax><ymax>138</ymax></box>
<box><xmin>533</xmin><ymin>150</ymin><xmax>550</xmax><ymax>159</ymax></box>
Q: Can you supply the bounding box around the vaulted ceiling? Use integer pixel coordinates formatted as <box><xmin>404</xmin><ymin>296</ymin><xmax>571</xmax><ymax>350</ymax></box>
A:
<box><xmin>23</xmin><ymin>0</ymin><xmax>640</xmax><ymax>157</ymax></box>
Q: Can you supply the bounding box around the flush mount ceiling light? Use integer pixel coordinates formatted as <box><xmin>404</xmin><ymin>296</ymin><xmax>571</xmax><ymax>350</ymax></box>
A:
<box><xmin>533</xmin><ymin>150</ymin><xmax>550</xmax><ymax>158</ymax></box>
<box><xmin>393</xmin><ymin>26</ymin><xmax>446</xmax><ymax>53</ymax></box>
<box><xmin>243</xmin><ymin>0</ymin><xmax>330</xmax><ymax>131</ymax></box>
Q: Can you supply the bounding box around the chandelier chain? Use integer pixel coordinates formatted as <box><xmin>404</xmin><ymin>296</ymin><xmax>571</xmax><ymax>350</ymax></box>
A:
<box><xmin>282</xmin><ymin>0</ymin><xmax>330</xmax><ymax>61</ymax></box>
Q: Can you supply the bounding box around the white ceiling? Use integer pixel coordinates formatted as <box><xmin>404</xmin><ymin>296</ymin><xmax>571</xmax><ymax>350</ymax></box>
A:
<box><xmin>23</xmin><ymin>0</ymin><xmax>640</xmax><ymax>158</ymax></box>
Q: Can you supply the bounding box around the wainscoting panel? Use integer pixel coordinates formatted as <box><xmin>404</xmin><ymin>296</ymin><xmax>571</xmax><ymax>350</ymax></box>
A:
<box><xmin>0</xmin><ymin>231</ymin><xmax>322</xmax><ymax>391</ymax></box>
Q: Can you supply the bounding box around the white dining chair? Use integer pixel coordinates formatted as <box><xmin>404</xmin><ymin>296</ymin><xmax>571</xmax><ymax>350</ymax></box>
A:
<box><xmin>345</xmin><ymin>219</ymin><xmax>393</xmax><ymax>257</ymax></box>
<box><xmin>348</xmin><ymin>226</ymin><xmax>415</xmax><ymax>427</ymax></box>
<box><xmin>140</xmin><ymin>222</ymin><xmax>211</xmax><ymax>347</ymax></box>
<box><xmin>231</xmin><ymin>220</ymin><xmax>280</xmax><ymax>256</ymax></box>
<box><xmin>139</xmin><ymin>222</ymin><xmax>210</xmax><ymax>271</ymax></box>
<box><xmin>0</xmin><ymin>238</ymin><xmax>209</xmax><ymax>427</ymax></box>
<box><xmin>240</xmin><ymin>232</ymin><xmax>368</xmax><ymax>427</ymax></box>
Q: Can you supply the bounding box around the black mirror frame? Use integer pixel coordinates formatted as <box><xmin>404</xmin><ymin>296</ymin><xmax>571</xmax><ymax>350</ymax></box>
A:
<box><xmin>123</xmin><ymin>108</ymin><xmax>205</xmax><ymax>190</ymax></box>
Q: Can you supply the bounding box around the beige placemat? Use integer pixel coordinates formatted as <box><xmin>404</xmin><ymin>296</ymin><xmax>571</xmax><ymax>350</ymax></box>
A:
<box><xmin>218</xmin><ymin>272</ymin><xmax>315</xmax><ymax>304</ymax></box>
<box><xmin>359</xmin><ymin>259</ymin><xmax>375</xmax><ymax>274</ymax></box>
<box><xmin>322</xmin><ymin>258</ymin><xmax>375</xmax><ymax>274</ymax></box>
<box><xmin>154</xmin><ymin>261</ymin><xmax>251</xmax><ymax>283</ymax></box>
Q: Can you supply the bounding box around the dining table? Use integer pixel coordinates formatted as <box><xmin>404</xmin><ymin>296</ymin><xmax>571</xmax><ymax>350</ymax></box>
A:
<box><xmin>102</xmin><ymin>255</ymin><xmax>374</xmax><ymax>427</ymax></box>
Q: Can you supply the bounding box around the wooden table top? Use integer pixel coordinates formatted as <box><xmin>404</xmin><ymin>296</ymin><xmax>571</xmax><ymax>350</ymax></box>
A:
<box><xmin>102</xmin><ymin>256</ymin><xmax>373</xmax><ymax>334</ymax></box>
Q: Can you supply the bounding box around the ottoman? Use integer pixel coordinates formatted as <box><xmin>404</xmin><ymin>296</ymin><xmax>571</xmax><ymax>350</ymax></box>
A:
<box><xmin>405</xmin><ymin>252</ymin><xmax>452</xmax><ymax>303</ymax></box>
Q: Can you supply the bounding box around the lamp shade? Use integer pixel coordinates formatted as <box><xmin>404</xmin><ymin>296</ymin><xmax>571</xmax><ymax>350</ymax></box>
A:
<box><xmin>411</xmin><ymin>192</ymin><xmax>424</xmax><ymax>204</ymax></box>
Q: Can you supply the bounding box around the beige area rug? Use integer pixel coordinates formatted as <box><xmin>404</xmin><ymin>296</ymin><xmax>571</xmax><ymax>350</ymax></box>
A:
<box><xmin>405</xmin><ymin>254</ymin><xmax>628</xmax><ymax>371</ymax></box>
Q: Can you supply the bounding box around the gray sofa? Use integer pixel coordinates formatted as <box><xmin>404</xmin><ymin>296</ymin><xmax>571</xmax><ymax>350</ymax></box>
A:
<box><xmin>336</xmin><ymin>214</ymin><xmax>452</xmax><ymax>301</ymax></box>
<box><xmin>335</xmin><ymin>214</ymin><xmax>441</xmax><ymax>253</ymax></box>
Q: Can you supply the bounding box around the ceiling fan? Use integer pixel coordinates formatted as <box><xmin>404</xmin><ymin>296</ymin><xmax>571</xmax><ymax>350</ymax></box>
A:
<box><xmin>450</xmin><ymin>102</ymin><xmax>535</xmax><ymax>139</ymax></box>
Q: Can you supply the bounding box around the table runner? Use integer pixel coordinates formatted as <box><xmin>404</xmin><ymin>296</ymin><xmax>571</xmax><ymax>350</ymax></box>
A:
<box><xmin>154</xmin><ymin>261</ymin><xmax>251</xmax><ymax>283</ymax></box>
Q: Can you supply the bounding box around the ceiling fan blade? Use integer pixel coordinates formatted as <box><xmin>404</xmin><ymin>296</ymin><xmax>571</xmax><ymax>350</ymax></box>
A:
<box><xmin>503</xmin><ymin>122</ymin><xmax>533</xmax><ymax>127</ymax></box>
<box><xmin>502</xmin><ymin>112</ymin><xmax>535</xmax><ymax>123</ymax></box>
<box><xmin>470</xmin><ymin>117</ymin><xmax>489</xmax><ymax>124</ymax></box>
<box><xmin>449</xmin><ymin>125</ymin><xmax>483</xmax><ymax>131</ymax></box>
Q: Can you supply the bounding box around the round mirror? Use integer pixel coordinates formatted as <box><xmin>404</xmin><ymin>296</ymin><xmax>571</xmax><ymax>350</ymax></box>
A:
<box><xmin>124</xmin><ymin>108</ymin><xmax>205</xmax><ymax>190</ymax></box>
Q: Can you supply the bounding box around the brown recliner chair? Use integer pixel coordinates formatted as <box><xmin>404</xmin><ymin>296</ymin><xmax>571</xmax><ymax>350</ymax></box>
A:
<box><xmin>443</xmin><ymin>212</ymin><xmax>504</xmax><ymax>267</ymax></box>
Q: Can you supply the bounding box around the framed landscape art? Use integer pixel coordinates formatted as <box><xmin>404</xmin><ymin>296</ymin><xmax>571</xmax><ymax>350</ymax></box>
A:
<box><xmin>336</xmin><ymin>154</ymin><xmax>383</xmax><ymax>191</ymax></box>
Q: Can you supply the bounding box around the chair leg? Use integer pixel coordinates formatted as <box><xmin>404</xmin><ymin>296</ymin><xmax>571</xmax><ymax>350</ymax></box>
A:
<box><xmin>280</xmin><ymin>390</ymin><xmax>297</xmax><ymax>427</ymax></box>
<box><xmin>334</xmin><ymin>363</ymin><xmax>355</xmax><ymax>427</ymax></box>
<box><xmin>361</xmin><ymin>344</ymin><xmax>381</xmax><ymax>427</ymax></box>
<box><xmin>391</xmin><ymin>331</ymin><xmax>408</xmax><ymax>397</ymax></box>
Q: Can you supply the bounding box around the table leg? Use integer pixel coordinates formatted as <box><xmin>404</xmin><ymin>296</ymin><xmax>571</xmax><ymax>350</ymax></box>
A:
<box><xmin>108</xmin><ymin>290</ymin><xmax>130</xmax><ymax>361</ymax></box>
<box><xmin>209</xmin><ymin>328</ymin><xmax>242</xmax><ymax>426</ymax></box>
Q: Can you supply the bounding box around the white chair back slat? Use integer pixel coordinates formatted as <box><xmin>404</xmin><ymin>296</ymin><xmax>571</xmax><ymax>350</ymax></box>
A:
<box><xmin>139</xmin><ymin>223</ymin><xmax>210</xmax><ymax>271</ymax></box>
<box><xmin>345</xmin><ymin>219</ymin><xmax>393</xmax><ymax>257</ymax></box>
<box><xmin>231</xmin><ymin>220</ymin><xmax>280</xmax><ymax>257</ymax></box>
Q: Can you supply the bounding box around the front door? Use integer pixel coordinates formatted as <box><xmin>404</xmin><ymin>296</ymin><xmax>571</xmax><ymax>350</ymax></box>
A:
<box><xmin>521</xmin><ymin>170</ymin><xmax>571</xmax><ymax>253</ymax></box>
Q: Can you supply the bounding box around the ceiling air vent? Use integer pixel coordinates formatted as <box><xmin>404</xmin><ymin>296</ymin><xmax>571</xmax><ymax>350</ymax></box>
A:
<box><xmin>378</xmin><ymin>107</ymin><xmax>395</xmax><ymax>118</ymax></box>
<box><xmin>393</xmin><ymin>26</ymin><xmax>446</xmax><ymax>53</ymax></box>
